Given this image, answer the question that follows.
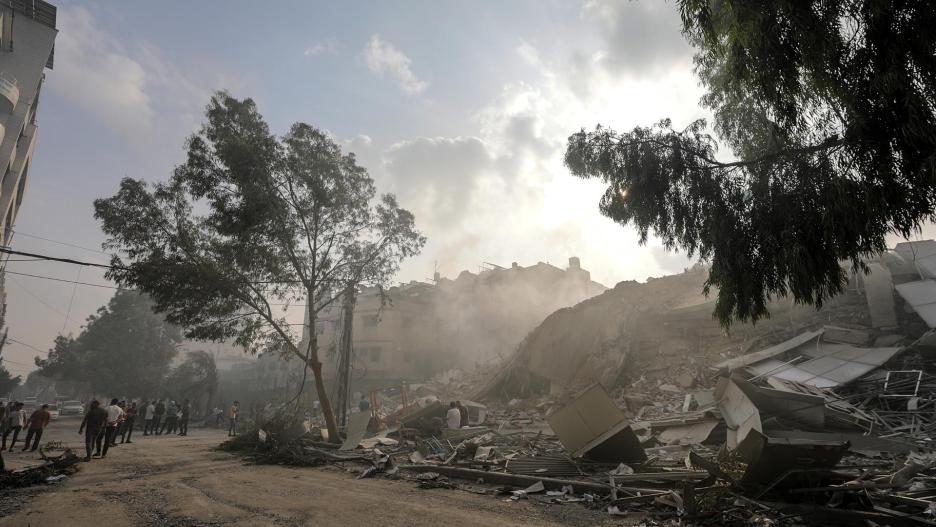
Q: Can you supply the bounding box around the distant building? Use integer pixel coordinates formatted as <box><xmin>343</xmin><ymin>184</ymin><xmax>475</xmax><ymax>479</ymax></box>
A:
<box><xmin>304</xmin><ymin>257</ymin><xmax>607</xmax><ymax>391</ymax></box>
<box><xmin>0</xmin><ymin>1</ymin><xmax>57</xmax><ymax>326</ymax></box>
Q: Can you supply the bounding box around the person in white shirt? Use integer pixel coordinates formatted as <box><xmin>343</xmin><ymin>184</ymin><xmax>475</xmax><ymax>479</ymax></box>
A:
<box><xmin>101</xmin><ymin>399</ymin><xmax>124</xmax><ymax>458</ymax></box>
<box><xmin>445</xmin><ymin>402</ymin><xmax>462</xmax><ymax>430</ymax></box>
<box><xmin>143</xmin><ymin>400</ymin><xmax>156</xmax><ymax>435</ymax></box>
<box><xmin>2</xmin><ymin>402</ymin><xmax>25</xmax><ymax>451</ymax></box>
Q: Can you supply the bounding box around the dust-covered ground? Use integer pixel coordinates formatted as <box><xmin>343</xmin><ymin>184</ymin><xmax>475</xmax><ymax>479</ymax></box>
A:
<box><xmin>0</xmin><ymin>418</ymin><xmax>622</xmax><ymax>527</ymax></box>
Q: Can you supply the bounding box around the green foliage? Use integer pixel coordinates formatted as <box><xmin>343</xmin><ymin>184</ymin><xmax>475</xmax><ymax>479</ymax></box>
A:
<box><xmin>164</xmin><ymin>350</ymin><xmax>217</xmax><ymax>414</ymax></box>
<box><xmin>94</xmin><ymin>92</ymin><xmax>424</xmax><ymax>357</ymax></box>
<box><xmin>0</xmin><ymin>362</ymin><xmax>20</xmax><ymax>395</ymax></box>
<box><xmin>93</xmin><ymin>91</ymin><xmax>425</xmax><ymax>439</ymax></box>
<box><xmin>35</xmin><ymin>290</ymin><xmax>181</xmax><ymax>396</ymax></box>
<box><xmin>566</xmin><ymin>0</ymin><xmax>936</xmax><ymax>326</ymax></box>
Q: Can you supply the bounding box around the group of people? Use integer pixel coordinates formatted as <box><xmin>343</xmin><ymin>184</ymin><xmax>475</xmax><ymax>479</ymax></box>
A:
<box><xmin>78</xmin><ymin>398</ymin><xmax>194</xmax><ymax>462</ymax></box>
<box><xmin>140</xmin><ymin>399</ymin><xmax>191</xmax><ymax>437</ymax></box>
<box><xmin>0</xmin><ymin>401</ymin><xmax>53</xmax><ymax>452</ymax></box>
<box><xmin>0</xmin><ymin>397</ymin><xmax>243</xmax><ymax>461</ymax></box>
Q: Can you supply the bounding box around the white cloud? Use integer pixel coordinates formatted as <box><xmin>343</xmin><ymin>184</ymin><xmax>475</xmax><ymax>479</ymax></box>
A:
<box><xmin>304</xmin><ymin>41</ymin><xmax>338</xmax><ymax>57</ymax></box>
<box><xmin>47</xmin><ymin>6</ymin><xmax>215</xmax><ymax>141</ymax></box>
<box><xmin>374</xmin><ymin>35</ymin><xmax>708</xmax><ymax>286</ymax></box>
<box><xmin>363</xmin><ymin>34</ymin><xmax>427</xmax><ymax>95</ymax></box>
<box><xmin>51</xmin><ymin>6</ymin><xmax>154</xmax><ymax>134</ymax></box>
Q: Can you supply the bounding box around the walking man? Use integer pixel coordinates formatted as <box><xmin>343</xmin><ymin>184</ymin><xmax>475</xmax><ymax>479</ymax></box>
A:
<box><xmin>152</xmin><ymin>399</ymin><xmax>165</xmax><ymax>435</ymax></box>
<box><xmin>227</xmin><ymin>400</ymin><xmax>240</xmax><ymax>437</ymax></box>
<box><xmin>143</xmin><ymin>400</ymin><xmax>155</xmax><ymax>435</ymax></box>
<box><xmin>162</xmin><ymin>400</ymin><xmax>178</xmax><ymax>435</ymax></box>
<box><xmin>2</xmin><ymin>402</ymin><xmax>25</xmax><ymax>451</ymax></box>
<box><xmin>121</xmin><ymin>401</ymin><xmax>138</xmax><ymax>443</ymax></box>
<box><xmin>22</xmin><ymin>404</ymin><xmax>52</xmax><ymax>452</ymax></box>
<box><xmin>101</xmin><ymin>399</ymin><xmax>124</xmax><ymax>458</ymax></box>
<box><xmin>78</xmin><ymin>400</ymin><xmax>107</xmax><ymax>461</ymax></box>
<box><xmin>177</xmin><ymin>399</ymin><xmax>190</xmax><ymax>436</ymax></box>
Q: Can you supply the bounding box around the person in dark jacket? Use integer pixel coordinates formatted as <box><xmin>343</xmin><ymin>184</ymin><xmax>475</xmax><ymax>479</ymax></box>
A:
<box><xmin>78</xmin><ymin>400</ymin><xmax>107</xmax><ymax>461</ymax></box>
<box><xmin>120</xmin><ymin>401</ymin><xmax>138</xmax><ymax>444</ymax></box>
<box><xmin>456</xmin><ymin>401</ymin><xmax>468</xmax><ymax>428</ymax></box>
<box><xmin>177</xmin><ymin>399</ymin><xmax>190</xmax><ymax>436</ymax></box>
<box><xmin>152</xmin><ymin>399</ymin><xmax>165</xmax><ymax>435</ymax></box>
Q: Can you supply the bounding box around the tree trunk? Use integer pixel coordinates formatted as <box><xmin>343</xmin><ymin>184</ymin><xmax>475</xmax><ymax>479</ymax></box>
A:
<box><xmin>310</xmin><ymin>358</ymin><xmax>339</xmax><ymax>442</ymax></box>
<box><xmin>306</xmin><ymin>295</ymin><xmax>340</xmax><ymax>442</ymax></box>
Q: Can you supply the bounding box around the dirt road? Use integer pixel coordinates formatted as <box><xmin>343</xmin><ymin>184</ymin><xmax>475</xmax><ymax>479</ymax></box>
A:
<box><xmin>0</xmin><ymin>418</ymin><xmax>617</xmax><ymax>526</ymax></box>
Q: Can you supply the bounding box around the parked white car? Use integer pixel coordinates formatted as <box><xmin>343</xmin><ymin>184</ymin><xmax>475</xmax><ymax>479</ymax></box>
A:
<box><xmin>60</xmin><ymin>400</ymin><xmax>84</xmax><ymax>416</ymax></box>
<box><xmin>45</xmin><ymin>403</ymin><xmax>60</xmax><ymax>420</ymax></box>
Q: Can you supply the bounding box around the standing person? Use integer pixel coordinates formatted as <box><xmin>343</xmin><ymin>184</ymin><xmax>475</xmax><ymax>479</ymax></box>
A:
<box><xmin>152</xmin><ymin>399</ymin><xmax>165</xmax><ymax>435</ymax></box>
<box><xmin>227</xmin><ymin>401</ymin><xmax>240</xmax><ymax>437</ymax></box>
<box><xmin>456</xmin><ymin>401</ymin><xmax>469</xmax><ymax>428</ymax></box>
<box><xmin>446</xmin><ymin>401</ymin><xmax>461</xmax><ymax>430</ymax></box>
<box><xmin>0</xmin><ymin>402</ymin><xmax>9</xmax><ymax>440</ymax></box>
<box><xmin>162</xmin><ymin>400</ymin><xmax>178</xmax><ymax>435</ymax></box>
<box><xmin>101</xmin><ymin>399</ymin><xmax>124</xmax><ymax>458</ymax></box>
<box><xmin>143</xmin><ymin>400</ymin><xmax>155</xmax><ymax>435</ymax></box>
<box><xmin>78</xmin><ymin>400</ymin><xmax>107</xmax><ymax>461</ymax></box>
<box><xmin>111</xmin><ymin>401</ymin><xmax>127</xmax><ymax>447</ymax></box>
<box><xmin>121</xmin><ymin>402</ymin><xmax>138</xmax><ymax>444</ymax></box>
<box><xmin>21</xmin><ymin>404</ymin><xmax>52</xmax><ymax>452</ymax></box>
<box><xmin>358</xmin><ymin>395</ymin><xmax>370</xmax><ymax>413</ymax></box>
<box><xmin>213</xmin><ymin>407</ymin><xmax>223</xmax><ymax>428</ymax></box>
<box><xmin>2</xmin><ymin>402</ymin><xmax>25</xmax><ymax>451</ymax></box>
<box><xmin>177</xmin><ymin>399</ymin><xmax>190</xmax><ymax>436</ymax></box>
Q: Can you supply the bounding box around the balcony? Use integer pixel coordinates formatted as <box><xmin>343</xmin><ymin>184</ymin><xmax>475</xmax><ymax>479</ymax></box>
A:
<box><xmin>0</xmin><ymin>73</ymin><xmax>18</xmax><ymax>114</ymax></box>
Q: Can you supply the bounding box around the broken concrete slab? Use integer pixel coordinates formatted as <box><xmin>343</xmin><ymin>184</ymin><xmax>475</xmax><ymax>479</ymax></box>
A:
<box><xmin>340</xmin><ymin>411</ymin><xmax>372</xmax><ymax>451</ymax></box>
<box><xmin>896</xmin><ymin>280</ymin><xmax>936</xmax><ymax>328</ymax></box>
<box><xmin>861</xmin><ymin>262</ymin><xmax>899</xmax><ymax>328</ymax></box>
<box><xmin>715</xmin><ymin>329</ymin><xmax>824</xmax><ymax>371</ymax></box>
<box><xmin>735</xmin><ymin>430</ymin><xmax>849</xmax><ymax>489</ymax></box>
<box><xmin>546</xmin><ymin>384</ymin><xmax>646</xmax><ymax>464</ymax></box>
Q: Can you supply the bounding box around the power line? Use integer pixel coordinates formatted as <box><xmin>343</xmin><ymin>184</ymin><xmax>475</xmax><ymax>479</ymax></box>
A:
<box><xmin>0</xmin><ymin>247</ymin><xmax>113</xmax><ymax>269</ymax></box>
<box><xmin>8</xmin><ymin>229</ymin><xmax>108</xmax><ymax>255</ymax></box>
<box><xmin>8</xmin><ymin>277</ymin><xmax>74</xmax><ymax>320</ymax></box>
<box><xmin>61</xmin><ymin>268</ymin><xmax>81</xmax><ymax>334</ymax></box>
<box><xmin>7</xmin><ymin>337</ymin><xmax>49</xmax><ymax>355</ymax></box>
<box><xmin>4</xmin><ymin>270</ymin><xmax>122</xmax><ymax>289</ymax></box>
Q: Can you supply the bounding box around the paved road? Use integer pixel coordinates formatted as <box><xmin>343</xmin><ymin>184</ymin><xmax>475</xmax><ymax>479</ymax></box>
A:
<box><xmin>0</xmin><ymin>418</ymin><xmax>616</xmax><ymax>526</ymax></box>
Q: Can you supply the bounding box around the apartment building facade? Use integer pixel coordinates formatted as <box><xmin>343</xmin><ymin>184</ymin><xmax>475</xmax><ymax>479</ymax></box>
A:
<box><xmin>0</xmin><ymin>1</ymin><xmax>56</xmax><ymax>327</ymax></box>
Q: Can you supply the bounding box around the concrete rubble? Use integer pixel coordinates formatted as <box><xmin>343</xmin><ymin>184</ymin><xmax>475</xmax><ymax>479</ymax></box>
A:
<box><xmin>225</xmin><ymin>242</ymin><xmax>936</xmax><ymax>526</ymax></box>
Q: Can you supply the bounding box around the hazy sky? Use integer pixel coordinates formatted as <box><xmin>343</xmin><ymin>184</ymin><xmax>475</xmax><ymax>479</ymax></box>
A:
<box><xmin>3</xmin><ymin>0</ymin><xmax>712</xmax><ymax>376</ymax></box>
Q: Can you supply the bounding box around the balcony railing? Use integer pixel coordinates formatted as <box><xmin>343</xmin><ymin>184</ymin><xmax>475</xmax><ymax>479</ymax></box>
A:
<box><xmin>0</xmin><ymin>73</ymin><xmax>18</xmax><ymax>114</ymax></box>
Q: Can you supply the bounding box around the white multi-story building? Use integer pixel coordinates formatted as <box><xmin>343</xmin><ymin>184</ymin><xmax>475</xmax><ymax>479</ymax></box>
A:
<box><xmin>0</xmin><ymin>1</ymin><xmax>56</xmax><ymax>246</ymax></box>
<box><xmin>0</xmin><ymin>1</ymin><xmax>56</xmax><ymax>328</ymax></box>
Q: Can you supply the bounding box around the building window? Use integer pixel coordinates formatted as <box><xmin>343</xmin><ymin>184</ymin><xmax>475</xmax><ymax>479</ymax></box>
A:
<box><xmin>369</xmin><ymin>348</ymin><xmax>381</xmax><ymax>362</ymax></box>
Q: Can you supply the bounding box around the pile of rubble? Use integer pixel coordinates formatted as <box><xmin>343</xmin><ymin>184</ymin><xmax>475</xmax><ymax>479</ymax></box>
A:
<box><xmin>224</xmin><ymin>241</ymin><xmax>936</xmax><ymax>525</ymax></box>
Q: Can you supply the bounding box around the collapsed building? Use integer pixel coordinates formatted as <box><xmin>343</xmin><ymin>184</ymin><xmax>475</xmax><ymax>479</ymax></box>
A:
<box><xmin>308</xmin><ymin>257</ymin><xmax>606</xmax><ymax>391</ymax></box>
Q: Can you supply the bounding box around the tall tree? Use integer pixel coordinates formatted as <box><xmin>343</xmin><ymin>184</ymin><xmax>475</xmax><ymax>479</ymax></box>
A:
<box><xmin>566</xmin><ymin>0</ymin><xmax>936</xmax><ymax>326</ymax></box>
<box><xmin>164</xmin><ymin>350</ymin><xmax>218</xmax><ymax>416</ymax></box>
<box><xmin>0</xmin><ymin>361</ymin><xmax>20</xmax><ymax>396</ymax></box>
<box><xmin>94</xmin><ymin>92</ymin><xmax>425</xmax><ymax>440</ymax></box>
<box><xmin>35</xmin><ymin>290</ymin><xmax>181</xmax><ymax>396</ymax></box>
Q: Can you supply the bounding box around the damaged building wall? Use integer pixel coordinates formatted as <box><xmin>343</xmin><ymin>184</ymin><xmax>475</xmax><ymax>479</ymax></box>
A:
<box><xmin>301</xmin><ymin>256</ymin><xmax>607</xmax><ymax>391</ymax></box>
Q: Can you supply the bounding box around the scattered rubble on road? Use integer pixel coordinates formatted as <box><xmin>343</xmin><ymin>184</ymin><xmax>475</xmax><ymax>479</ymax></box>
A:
<box><xmin>220</xmin><ymin>243</ymin><xmax>936</xmax><ymax>526</ymax></box>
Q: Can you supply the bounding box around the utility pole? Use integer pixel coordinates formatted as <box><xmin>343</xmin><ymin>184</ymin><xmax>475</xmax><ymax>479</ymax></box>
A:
<box><xmin>334</xmin><ymin>287</ymin><xmax>357</xmax><ymax>428</ymax></box>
